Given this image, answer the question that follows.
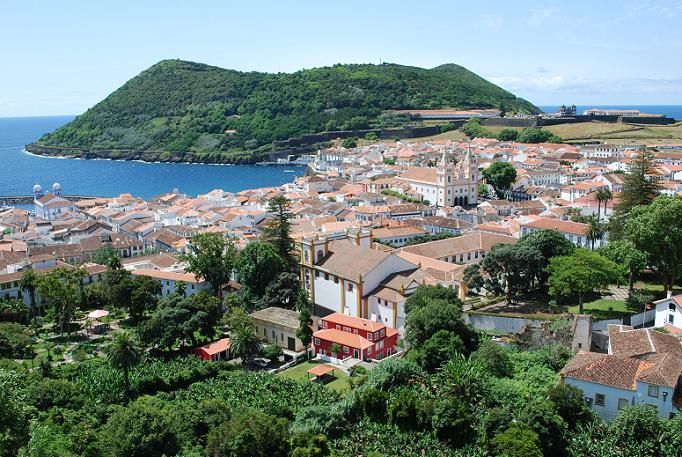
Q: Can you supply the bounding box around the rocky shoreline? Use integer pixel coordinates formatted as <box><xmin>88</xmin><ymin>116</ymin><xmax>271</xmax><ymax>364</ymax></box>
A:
<box><xmin>24</xmin><ymin>143</ymin><xmax>266</xmax><ymax>165</ymax></box>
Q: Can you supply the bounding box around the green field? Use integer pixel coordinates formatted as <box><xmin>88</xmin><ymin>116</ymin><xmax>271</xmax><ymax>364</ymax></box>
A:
<box><xmin>277</xmin><ymin>360</ymin><xmax>351</xmax><ymax>392</ymax></box>
<box><xmin>567</xmin><ymin>298</ymin><xmax>632</xmax><ymax>319</ymax></box>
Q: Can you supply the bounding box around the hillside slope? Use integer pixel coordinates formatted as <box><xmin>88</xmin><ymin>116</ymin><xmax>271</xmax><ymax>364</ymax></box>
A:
<box><xmin>30</xmin><ymin>60</ymin><xmax>539</xmax><ymax>163</ymax></box>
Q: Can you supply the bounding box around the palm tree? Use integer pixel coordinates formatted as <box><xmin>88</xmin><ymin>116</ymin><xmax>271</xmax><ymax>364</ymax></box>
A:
<box><xmin>229</xmin><ymin>322</ymin><xmax>261</xmax><ymax>363</ymax></box>
<box><xmin>585</xmin><ymin>217</ymin><xmax>604</xmax><ymax>250</ymax></box>
<box><xmin>19</xmin><ymin>268</ymin><xmax>39</xmax><ymax>322</ymax></box>
<box><xmin>595</xmin><ymin>187</ymin><xmax>613</xmax><ymax>221</ymax></box>
<box><xmin>107</xmin><ymin>332</ymin><xmax>141</xmax><ymax>397</ymax></box>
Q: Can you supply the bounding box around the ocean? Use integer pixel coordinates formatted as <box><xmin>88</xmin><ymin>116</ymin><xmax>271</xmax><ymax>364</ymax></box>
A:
<box><xmin>538</xmin><ymin>105</ymin><xmax>682</xmax><ymax>119</ymax></box>
<box><xmin>0</xmin><ymin>116</ymin><xmax>304</xmax><ymax>198</ymax></box>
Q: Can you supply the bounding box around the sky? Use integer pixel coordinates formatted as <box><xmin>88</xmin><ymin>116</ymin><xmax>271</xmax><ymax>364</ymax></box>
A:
<box><xmin>2</xmin><ymin>0</ymin><xmax>682</xmax><ymax>117</ymax></box>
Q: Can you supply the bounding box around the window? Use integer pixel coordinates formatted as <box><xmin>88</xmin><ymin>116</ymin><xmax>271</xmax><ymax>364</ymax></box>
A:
<box><xmin>315</xmin><ymin>271</ymin><xmax>319</xmax><ymax>278</ymax></box>
<box><xmin>670</xmin><ymin>314</ymin><xmax>675</xmax><ymax>324</ymax></box>
<box><xmin>314</xmin><ymin>338</ymin><xmax>320</xmax><ymax>345</ymax></box>
<box><xmin>595</xmin><ymin>394</ymin><xmax>605</xmax><ymax>406</ymax></box>
<box><xmin>648</xmin><ymin>385</ymin><xmax>660</xmax><ymax>398</ymax></box>
<box><xmin>380</xmin><ymin>329</ymin><xmax>385</xmax><ymax>338</ymax></box>
<box><xmin>353</xmin><ymin>329</ymin><xmax>358</xmax><ymax>334</ymax></box>
<box><xmin>348</xmin><ymin>283</ymin><xmax>354</xmax><ymax>292</ymax></box>
<box><xmin>343</xmin><ymin>326</ymin><xmax>351</xmax><ymax>332</ymax></box>
<box><xmin>322</xmin><ymin>321</ymin><xmax>328</xmax><ymax>329</ymax></box>
<box><xmin>343</xmin><ymin>346</ymin><xmax>349</xmax><ymax>353</ymax></box>
<box><xmin>670</xmin><ymin>303</ymin><xmax>676</xmax><ymax>312</ymax></box>
<box><xmin>336</xmin><ymin>325</ymin><xmax>341</xmax><ymax>330</ymax></box>
<box><xmin>324</xmin><ymin>273</ymin><xmax>329</xmax><ymax>280</ymax></box>
<box><xmin>272</xmin><ymin>330</ymin><xmax>276</xmax><ymax>339</ymax></box>
<box><xmin>367</xmin><ymin>333</ymin><xmax>373</xmax><ymax>341</ymax></box>
<box><xmin>263</xmin><ymin>327</ymin><xmax>267</xmax><ymax>336</ymax></box>
<box><xmin>618</xmin><ymin>398</ymin><xmax>629</xmax><ymax>410</ymax></box>
<box><xmin>367</xmin><ymin>346</ymin><xmax>372</xmax><ymax>354</ymax></box>
<box><xmin>374</xmin><ymin>332</ymin><xmax>379</xmax><ymax>340</ymax></box>
<box><xmin>334</xmin><ymin>276</ymin><xmax>338</xmax><ymax>284</ymax></box>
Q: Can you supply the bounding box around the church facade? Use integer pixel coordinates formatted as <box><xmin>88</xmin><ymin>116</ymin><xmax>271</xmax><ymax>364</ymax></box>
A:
<box><xmin>398</xmin><ymin>148</ymin><xmax>479</xmax><ymax>207</ymax></box>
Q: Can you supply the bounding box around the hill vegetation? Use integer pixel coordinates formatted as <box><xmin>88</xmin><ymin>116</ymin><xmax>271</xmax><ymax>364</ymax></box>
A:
<box><xmin>29</xmin><ymin>60</ymin><xmax>539</xmax><ymax>163</ymax></box>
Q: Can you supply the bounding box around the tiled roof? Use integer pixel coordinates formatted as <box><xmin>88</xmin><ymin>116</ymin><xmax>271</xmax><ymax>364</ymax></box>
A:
<box><xmin>399</xmin><ymin>232</ymin><xmax>516</xmax><ymax>259</ymax></box>
<box><xmin>561</xmin><ymin>352</ymin><xmax>653</xmax><ymax>390</ymax></box>
<box><xmin>323</xmin><ymin>313</ymin><xmax>386</xmax><ymax>333</ymax></box>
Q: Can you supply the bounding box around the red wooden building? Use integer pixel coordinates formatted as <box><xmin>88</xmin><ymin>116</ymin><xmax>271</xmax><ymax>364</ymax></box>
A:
<box><xmin>193</xmin><ymin>338</ymin><xmax>231</xmax><ymax>361</ymax></box>
<box><xmin>312</xmin><ymin>313</ymin><xmax>398</xmax><ymax>361</ymax></box>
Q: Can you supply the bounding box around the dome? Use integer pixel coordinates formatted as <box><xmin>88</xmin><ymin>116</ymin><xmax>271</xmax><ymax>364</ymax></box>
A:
<box><xmin>33</xmin><ymin>184</ymin><xmax>42</xmax><ymax>193</ymax></box>
<box><xmin>52</xmin><ymin>182</ymin><xmax>62</xmax><ymax>191</ymax></box>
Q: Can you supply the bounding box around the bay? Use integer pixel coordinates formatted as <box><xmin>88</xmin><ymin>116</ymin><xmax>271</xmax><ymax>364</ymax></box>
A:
<box><xmin>0</xmin><ymin>116</ymin><xmax>304</xmax><ymax>199</ymax></box>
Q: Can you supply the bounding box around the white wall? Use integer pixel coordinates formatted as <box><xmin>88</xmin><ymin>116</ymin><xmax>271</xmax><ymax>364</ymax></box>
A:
<box><xmin>565</xmin><ymin>378</ymin><xmax>676</xmax><ymax>421</ymax></box>
<box><xmin>313</xmin><ymin>274</ymin><xmax>343</xmax><ymax>314</ymax></box>
<box><xmin>654</xmin><ymin>300</ymin><xmax>682</xmax><ymax>329</ymax></box>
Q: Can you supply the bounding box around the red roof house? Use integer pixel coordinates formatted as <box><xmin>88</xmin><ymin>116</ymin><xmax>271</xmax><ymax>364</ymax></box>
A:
<box><xmin>313</xmin><ymin>313</ymin><xmax>398</xmax><ymax>361</ymax></box>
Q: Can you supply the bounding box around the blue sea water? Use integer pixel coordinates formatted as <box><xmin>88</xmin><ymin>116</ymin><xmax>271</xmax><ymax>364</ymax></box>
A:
<box><xmin>538</xmin><ymin>105</ymin><xmax>682</xmax><ymax>120</ymax></box>
<box><xmin>0</xmin><ymin>116</ymin><xmax>304</xmax><ymax>198</ymax></box>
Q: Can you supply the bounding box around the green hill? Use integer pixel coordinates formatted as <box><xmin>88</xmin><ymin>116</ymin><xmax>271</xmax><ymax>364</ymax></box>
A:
<box><xmin>29</xmin><ymin>60</ymin><xmax>539</xmax><ymax>163</ymax></box>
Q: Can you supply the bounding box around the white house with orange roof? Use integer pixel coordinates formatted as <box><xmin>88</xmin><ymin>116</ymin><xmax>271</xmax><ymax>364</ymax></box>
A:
<box><xmin>520</xmin><ymin>216</ymin><xmax>604</xmax><ymax>248</ymax></box>
<box><xmin>131</xmin><ymin>268</ymin><xmax>211</xmax><ymax>297</ymax></box>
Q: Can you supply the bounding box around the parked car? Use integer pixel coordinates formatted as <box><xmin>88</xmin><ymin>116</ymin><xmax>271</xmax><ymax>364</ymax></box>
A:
<box><xmin>250</xmin><ymin>357</ymin><xmax>271</xmax><ymax>367</ymax></box>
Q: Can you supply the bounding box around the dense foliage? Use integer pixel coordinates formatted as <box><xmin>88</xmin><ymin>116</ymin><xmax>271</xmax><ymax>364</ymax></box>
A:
<box><xmin>34</xmin><ymin>60</ymin><xmax>538</xmax><ymax>162</ymax></box>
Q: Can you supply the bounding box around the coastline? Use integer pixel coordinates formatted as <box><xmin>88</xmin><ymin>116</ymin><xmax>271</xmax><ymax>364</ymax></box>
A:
<box><xmin>24</xmin><ymin>143</ymin><xmax>268</xmax><ymax>166</ymax></box>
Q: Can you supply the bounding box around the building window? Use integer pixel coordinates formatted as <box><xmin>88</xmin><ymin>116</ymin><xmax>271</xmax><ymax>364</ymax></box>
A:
<box><xmin>343</xmin><ymin>326</ymin><xmax>350</xmax><ymax>332</ymax></box>
<box><xmin>367</xmin><ymin>346</ymin><xmax>372</xmax><ymax>354</ymax></box>
<box><xmin>367</xmin><ymin>333</ymin><xmax>373</xmax><ymax>341</ymax></box>
<box><xmin>315</xmin><ymin>271</ymin><xmax>319</xmax><ymax>278</ymax></box>
<box><xmin>263</xmin><ymin>328</ymin><xmax>267</xmax><ymax>336</ymax></box>
<box><xmin>618</xmin><ymin>398</ymin><xmax>630</xmax><ymax>410</ymax></box>
<box><xmin>343</xmin><ymin>346</ymin><xmax>349</xmax><ymax>353</ymax></box>
<box><xmin>348</xmin><ymin>283</ymin><xmax>354</xmax><ymax>292</ymax></box>
<box><xmin>314</xmin><ymin>338</ymin><xmax>320</xmax><ymax>345</ymax></box>
<box><xmin>648</xmin><ymin>385</ymin><xmax>660</xmax><ymax>398</ymax></box>
<box><xmin>334</xmin><ymin>276</ymin><xmax>338</xmax><ymax>284</ymax></box>
<box><xmin>380</xmin><ymin>329</ymin><xmax>385</xmax><ymax>337</ymax></box>
<box><xmin>595</xmin><ymin>394</ymin><xmax>605</xmax><ymax>406</ymax></box>
<box><xmin>670</xmin><ymin>314</ymin><xmax>675</xmax><ymax>324</ymax></box>
<box><xmin>322</xmin><ymin>321</ymin><xmax>328</xmax><ymax>329</ymax></box>
<box><xmin>324</xmin><ymin>273</ymin><xmax>329</xmax><ymax>280</ymax></box>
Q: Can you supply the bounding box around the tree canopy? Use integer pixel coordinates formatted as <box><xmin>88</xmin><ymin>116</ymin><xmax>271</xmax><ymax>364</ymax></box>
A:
<box><xmin>547</xmin><ymin>249</ymin><xmax>621</xmax><ymax>313</ymax></box>
<box><xmin>481</xmin><ymin>162</ymin><xmax>517</xmax><ymax>198</ymax></box>
<box><xmin>183</xmin><ymin>233</ymin><xmax>237</xmax><ymax>298</ymax></box>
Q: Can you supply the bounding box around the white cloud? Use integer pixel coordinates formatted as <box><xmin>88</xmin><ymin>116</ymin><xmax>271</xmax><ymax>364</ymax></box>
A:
<box><xmin>487</xmin><ymin>74</ymin><xmax>682</xmax><ymax>104</ymax></box>
<box><xmin>526</xmin><ymin>7</ymin><xmax>560</xmax><ymax>27</ymax></box>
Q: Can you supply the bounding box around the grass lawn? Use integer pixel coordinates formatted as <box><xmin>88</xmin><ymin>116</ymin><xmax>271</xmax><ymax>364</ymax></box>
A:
<box><xmin>567</xmin><ymin>298</ymin><xmax>633</xmax><ymax>319</ymax></box>
<box><xmin>277</xmin><ymin>361</ymin><xmax>351</xmax><ymax>393</ymax></box>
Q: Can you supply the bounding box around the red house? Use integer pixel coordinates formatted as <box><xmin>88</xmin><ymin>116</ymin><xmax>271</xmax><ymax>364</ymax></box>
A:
<box><xmin>313</xmin><ymin>313</ymin><xmax>398</xmax><ymax>361</ymax></box>
<box><xmin>193</xmin><ymin>338</ymin><xmax>231</xmax><ymax>361</ymax></box>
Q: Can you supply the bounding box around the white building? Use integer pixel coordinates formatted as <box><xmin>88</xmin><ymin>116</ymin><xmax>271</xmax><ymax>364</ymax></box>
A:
<box><xmin>34</xmin><ymin>191</ymin><xmax>76</xmax><ymax>221</ymax></box>
<box><xmin>131</xmin><ymin>269</ymin><xmax>212</xmax><ymax>297</ymax></box>
<box><xmin>653</xmin><ymin>294</ymin><xmax>682</xmax><ymax>331</ymax></box>
<box><xmin>399</xmin><ymin>148</ymin><xmax>478</xmax><ymax>207</ymax></box>
<box><xmin>561</xmin><ymin>325</ymin><xmax>682</xmax><ymax>420</ymax></box>
<box><xmin>299</xmin><ymin>230</ymin><xmax>417</xmax><ymax>321</ymax></box>
<box><xmin>520</xmin><ymin>216</ymin><xmax>604</xmax><ymax>248</ymax></box>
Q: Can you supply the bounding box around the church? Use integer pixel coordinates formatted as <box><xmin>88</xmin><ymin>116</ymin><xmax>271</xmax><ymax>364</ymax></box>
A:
<box><xmin>398</xmin><ymin>147</ymin><xmax>479</xmax><ymax>207</ymax></box>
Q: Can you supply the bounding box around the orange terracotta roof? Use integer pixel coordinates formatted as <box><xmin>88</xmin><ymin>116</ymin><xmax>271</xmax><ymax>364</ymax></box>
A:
<box><xmin>323</xmin><ymin>312</ymin><xmax>386</xmax><ymax>332</ymax></box>
<box><xmin>195</xmin><ymin>338</ymin><xmax>231</xmax><ymax>355</ymax></box>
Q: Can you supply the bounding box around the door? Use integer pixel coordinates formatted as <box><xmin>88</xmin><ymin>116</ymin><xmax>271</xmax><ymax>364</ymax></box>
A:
<box><xmin>353</xmin><ymin>349</ymin><xmax>360</xmax><ymax>359</ymax></box>
<box><xmin>287</xmin><ymin>337</ymin><xmax>296</xmax><ymax>351</ymax></box>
